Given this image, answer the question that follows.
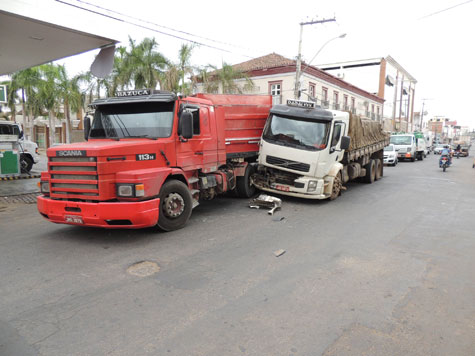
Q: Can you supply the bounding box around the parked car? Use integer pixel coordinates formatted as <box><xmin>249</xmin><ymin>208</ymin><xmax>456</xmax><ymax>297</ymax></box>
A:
<box><xmin>383</xmin><ymin>144</ymin><xmax>398</xmax><ymax>166</ymax></box>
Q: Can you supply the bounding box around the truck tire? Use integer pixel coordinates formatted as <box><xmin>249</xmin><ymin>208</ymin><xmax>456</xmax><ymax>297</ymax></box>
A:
<box><xmin>375</xmin><ymin>159</ymin><xmax>383</xmax><ymax>180</ymax></box>
<box><xmin>418</xmin><ymin>152</ymin><xmax>424</xmax><ymax>161</ymax></box>
<box><xmin>236</xmin><ymin>164</ymin><xmax>256</xmax><ymax>198</ymax></box>
<box><xmin>156</xmin><ymin>180</ymin><xmax>193</xmax><ymax>232</ymax></box>
<box><xmin>329</xmin><ymin>172</ymin><xmax>342</xmax><ymax>200</ymax></box>
<box><xmin>363</xmin><ymin>160</ymin><xmax>375</xmax><ymax>184</ymax></box>
<box><xmin>411</xmin><ymin>156</ymin><xmax>415</xmax><ymax>162</ymax></box>
<box><xmin>20</xmin><ymin>154</ymin><xmax>33</xmax><ymax>173</ymax></box>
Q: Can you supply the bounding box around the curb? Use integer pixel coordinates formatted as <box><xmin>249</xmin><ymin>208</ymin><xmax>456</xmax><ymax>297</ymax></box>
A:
<box><xmin>0</xmin><ymin>173</ymin><xmax>41</xmax><ymax>181</ymax></box>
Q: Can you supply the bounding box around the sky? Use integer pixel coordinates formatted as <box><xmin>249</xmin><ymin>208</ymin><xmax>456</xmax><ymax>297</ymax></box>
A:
<box><xmin>22</xmin><ymin>0</ymin><xmax>475</xmax><ymax>128</ymax></box>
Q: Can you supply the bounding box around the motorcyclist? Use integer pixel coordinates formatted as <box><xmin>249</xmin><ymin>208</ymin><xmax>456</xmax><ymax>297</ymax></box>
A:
<box><xmin>440</xmin><ymin>145</ymin><xmax>452</xmax><ymax>166</ymax></box>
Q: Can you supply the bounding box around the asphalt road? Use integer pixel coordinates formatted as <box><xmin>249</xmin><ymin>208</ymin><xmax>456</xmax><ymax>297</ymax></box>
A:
<box><xmin>1</xmin><ymin>152</ymin><xmax>474</xmax><ymax>356</ymax></box>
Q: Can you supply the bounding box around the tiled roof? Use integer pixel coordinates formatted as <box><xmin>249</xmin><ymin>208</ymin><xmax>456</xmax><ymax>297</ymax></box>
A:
<box><xmin>232</xmin><ymin>53</ymin><xmax>296</xmax><ymax>72</ymax></box>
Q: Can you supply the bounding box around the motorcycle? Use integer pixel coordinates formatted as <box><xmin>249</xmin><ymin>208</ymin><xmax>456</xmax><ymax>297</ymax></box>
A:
<box><xmin>439</xmin><ymin>155</ymin><xmax>451</xmax><ymax>172</ymax></box>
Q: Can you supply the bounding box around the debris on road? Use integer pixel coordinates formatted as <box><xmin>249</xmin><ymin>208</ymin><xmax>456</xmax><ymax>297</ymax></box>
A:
<box><xmin>272</xmin><ymin>216</ymin><xmax>285</xmax><ymax>222</ymax></box>
<box><xmin>127</xmin><ymin>261</ymin><xmax>160</xmax><ymax>277</ymax></box>
<box><xmin>274</xmin><ymin>249</ymin><xmax>286</xmax><ymax>257</ymax></box>
<box><xmin>249</xmin><ymin>194</ymin><xmax>282</xmax><ymax>215</ymax></box>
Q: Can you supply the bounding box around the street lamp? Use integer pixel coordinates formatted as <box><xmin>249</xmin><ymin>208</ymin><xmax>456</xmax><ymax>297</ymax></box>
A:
<box><xmin>296</xmin><ymin>33</ymin><xmax>347</xmax><ymax>99</ymax></box>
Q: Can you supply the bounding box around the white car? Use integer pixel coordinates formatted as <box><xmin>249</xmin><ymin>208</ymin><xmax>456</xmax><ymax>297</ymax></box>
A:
<box><xmin>383</xmin><ymin>144</ymin><xmax>398</xmax><ymax>166</ymax></box>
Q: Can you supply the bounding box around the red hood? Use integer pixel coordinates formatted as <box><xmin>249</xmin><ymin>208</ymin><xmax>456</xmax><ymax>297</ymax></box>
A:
<box><xmin>47</xmin><ymin>139</ymin><xmax>165</xmax><ymax>157</ymax></box>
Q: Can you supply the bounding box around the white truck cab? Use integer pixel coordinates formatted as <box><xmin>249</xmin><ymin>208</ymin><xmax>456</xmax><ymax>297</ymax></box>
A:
<box><xmin>390</xmin><ymin>134</ymin><xmax>417</xmax><ymax>162</ymax></box>
<box><xmin>0</xmin><ymin>120</ymin><xmax>39</xmax><ymax>172</ymax></box>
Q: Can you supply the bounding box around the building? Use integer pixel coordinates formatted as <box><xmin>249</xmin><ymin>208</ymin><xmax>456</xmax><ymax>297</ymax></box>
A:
<box><xmin>319</xmin><ymin>56</ymin><xmax>417</xmax><ymax>133</ymax></box>
<box><xmin>194</xmin><ymin>53</ymin><xmax>384</xmax><ymax>120</ymax></box>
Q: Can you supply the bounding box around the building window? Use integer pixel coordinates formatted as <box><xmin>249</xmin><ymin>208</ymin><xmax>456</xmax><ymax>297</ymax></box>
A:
<box><xmin>344</xmin><ymin>95</ymin><xmax>349</xmax><ymax>110</ymax></box>
<box><xmin>351</xmin><ymin>97</ymin><xmax>356</xmax><ymax>114</ymax></box>
<box><xmin>269</xmin><ymin>81</ymin><xmax>282</xmax><ymax>105</ymax></box>
<box><xmin>333</xmin><ymin>91</ymin><xmax>339</xmax><ymax>109</ymax></box>
<box><xmin>322</xmin><ymin>87</ymin><xmax>328</xmax><ymax>108</ymax></box>
<box><xmin>309</xmin><ymin>82</ymin><xmax>316</xmax><ymax>100</ymax></box>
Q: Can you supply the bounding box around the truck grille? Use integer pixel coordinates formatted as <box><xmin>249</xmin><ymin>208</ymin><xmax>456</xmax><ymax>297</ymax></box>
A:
<box><xmin>266</xmin><ymin>155</ymin><xmax>310</xmax><ymax>173</ymax></box>
<box><xmin>49</xmin><ymin>156</ymin><xmax>99</xmax><ymax>199</ymax></box>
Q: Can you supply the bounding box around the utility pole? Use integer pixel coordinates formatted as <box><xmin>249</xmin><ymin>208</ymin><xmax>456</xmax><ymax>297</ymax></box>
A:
<box><xmin>420</xmin><ymin>101</ymin><xmax>425</xmax><ymax>131</ymax></box>
<box><xmin>294</xmin><ymin>17</ymin><xmax>336</xmax><ymax>99</ymax></box>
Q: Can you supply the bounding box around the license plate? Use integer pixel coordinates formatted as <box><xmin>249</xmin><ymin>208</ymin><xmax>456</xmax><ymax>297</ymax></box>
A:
<box><xmin>65</xmin><ymin>215</ymin><xmax>83</xmax><ymax>224</ymax></box>
<box><xmin>274</xmin><ymin>184</ymin><xmax>290</xmax><ymax>192</ymax></box>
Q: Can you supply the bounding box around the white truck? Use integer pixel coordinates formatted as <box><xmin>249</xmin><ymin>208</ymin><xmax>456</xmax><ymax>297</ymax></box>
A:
<box><xmin>251</xmin><ymin>100</ymin><xmax>389</xmax><ymax>200</ymax></box>
<box><xmin>390</xmin><ymin>133</ymin><xmax>425</xmax><ymax>162</ymax></box>
<box><xmin>0</xmin><ymin>120</ymin><xmax>39</xmax><ymax>172</ymax></box>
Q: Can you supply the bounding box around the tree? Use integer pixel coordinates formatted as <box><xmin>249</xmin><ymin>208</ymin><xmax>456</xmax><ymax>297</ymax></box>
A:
<box><xmin>161</xmin><ymin>44</ymin><xmax>196</xmax><ymax>94</ymax></box>
<box><xmin>57</xmin><ymin>65</ymin><xmax>82</xmax><ymax>143</ymax></box>
<box><xmin>121</xmin><ymin>37</ymin><xmax>168</xmax><ymax>89</ymax></box>
<box><xmin>199</xmin><ymin>62</ymin><xmax>254</xmax><ymax>94</ymax></box>
<box><xmin>11</xmin><ymin>67</ymin><xmax>41</xmax><ymax>139</ymax></box>
<box><xmin>37</xmin><ymin>64</ymin><xmax>61</xmax><ymax>147</ymax></box>
<box><xmin>0</xmin><ymin>78</ymin><xmax>19</xmax><ymax>121</ymax></box>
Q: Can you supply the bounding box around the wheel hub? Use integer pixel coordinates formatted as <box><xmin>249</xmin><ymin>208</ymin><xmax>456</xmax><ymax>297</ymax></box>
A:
<box><xmin>163</xmin><ymin>193</ymin><xmax>185</xmax><ymax>218</ymax></box>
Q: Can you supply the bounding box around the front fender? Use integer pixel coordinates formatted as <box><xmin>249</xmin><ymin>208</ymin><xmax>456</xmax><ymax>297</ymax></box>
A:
<box><xmin>326</xmin><ymin>162</ymin><xmax>344</xmax><ymax>178</ymax></box>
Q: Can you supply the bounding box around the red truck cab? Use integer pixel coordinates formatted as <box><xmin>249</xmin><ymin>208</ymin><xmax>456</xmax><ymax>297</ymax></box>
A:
<box><xmin>38</xmin><ymin>90</ymin><xmax>271</xmax><ymax>231</ymax></box>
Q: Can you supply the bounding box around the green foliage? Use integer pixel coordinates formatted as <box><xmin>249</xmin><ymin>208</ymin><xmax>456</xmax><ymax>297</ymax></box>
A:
<box><xmin>199</xmin><ymin>62</ymin><xmax>254</xmax><ymax>94</ymax></box>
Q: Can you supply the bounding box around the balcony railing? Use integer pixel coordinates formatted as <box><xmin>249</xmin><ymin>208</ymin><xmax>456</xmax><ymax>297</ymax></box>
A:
<box><xmin>322</xmin><ymin>100</ymin><xmax>329</xmax><ymax>109</ymax></box>
<box><xmin>332</xmin><ymin>103</ymin><xmax>340</xmax><ymax>110</ymax></box>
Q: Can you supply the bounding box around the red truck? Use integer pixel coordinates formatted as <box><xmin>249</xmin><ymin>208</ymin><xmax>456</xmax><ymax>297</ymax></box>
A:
<box><xmin>37</xmin><ymin>90</ymin><xmax>272</xmax><ymax>231</ymax></box>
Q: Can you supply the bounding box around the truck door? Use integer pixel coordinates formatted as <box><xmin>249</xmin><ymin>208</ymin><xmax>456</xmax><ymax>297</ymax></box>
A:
<box><xmin>328</xmin><ymin>121</ymin><xmax>346</xmax><ymax>164</ymax></box>
<box><xmin>176</xmin><ymin>104</ymin><xmax>218</xmax><ymax>172</ymax></box>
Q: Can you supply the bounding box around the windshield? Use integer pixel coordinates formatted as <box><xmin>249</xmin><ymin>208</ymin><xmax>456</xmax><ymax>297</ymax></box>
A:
<box><xmin>262</xmin><ymin>114</ymin><xmax>329</xmax><ymax>151</ymax></box>
<box><xmin>384</xmin><ymin>145</ymin><xmax>394</xmax><ymax>152</ymax></box>
<box><xmin>390</xmin><ymin>135</ymin><xmax>412</xmax><ymax>145</ymax></box>
<box><xmin>90</xmin><ymin>102</ymin><xmax>174</xmax><ymax>139</ymax></box>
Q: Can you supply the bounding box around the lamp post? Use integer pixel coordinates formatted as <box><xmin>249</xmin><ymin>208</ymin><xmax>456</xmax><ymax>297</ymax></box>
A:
<box><xmin>293</xmin><ymin>17</ymin><xmax>337</xmax><ymax>99</ymax></box>
<box><xmin>296</xmin><ymin>33</ymin><xmax>346</xmax><ymax>100</ymax></box>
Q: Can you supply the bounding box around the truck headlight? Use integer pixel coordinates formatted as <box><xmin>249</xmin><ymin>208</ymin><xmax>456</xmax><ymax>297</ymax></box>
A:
<box><xmin>117</xmin><ymin>183</ymin><xmax>145</xmax><ymax>197</ymax></box>
<box><xmin>39</xmin><ymin>181</ymin><xmax>50</xmax><ymax>194</ymax></box>
<box><xmin>307</xmin><ymin>180</ymin><xmax>318</xmax><ymax>192</ymax></box>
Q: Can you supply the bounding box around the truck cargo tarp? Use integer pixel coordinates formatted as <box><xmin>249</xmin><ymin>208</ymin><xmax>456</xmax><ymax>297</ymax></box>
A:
<box><xmin>348</xmin><ymin>113</ymin><xmax>389</xmax><ymax>150</ymax></box>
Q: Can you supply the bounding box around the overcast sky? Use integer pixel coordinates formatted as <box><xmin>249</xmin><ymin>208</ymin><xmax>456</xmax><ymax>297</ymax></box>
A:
<box><xmin>51</xmin><ymin>0</ymin><xmax>475</xmax><ymax>128</ymax></box>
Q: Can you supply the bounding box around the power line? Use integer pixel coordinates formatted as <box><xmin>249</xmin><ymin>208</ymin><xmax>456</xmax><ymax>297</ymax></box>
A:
<box><xmin>55</xmin><ymin>0</ymin><xmax>255</xmax><ymax>59</ymax></box>
<box><xmin>418</xmin><ymin>0</ymin><xmax>473</xmax><ymax>20</ymax></box>
<box><xmin>68</xmin><ymin>0</ymin><xmax>256</xmax><ymax>52</ymax></box>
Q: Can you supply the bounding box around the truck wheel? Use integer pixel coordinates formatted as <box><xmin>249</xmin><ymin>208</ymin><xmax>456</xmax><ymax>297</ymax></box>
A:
<box><xmin>363</xmin><ymin>160</ymin><xmax>375</xmax><ymax>184</ymax></box>
<box><xmin>329</xmin><ymin>172</ymin><xmax>342</xmax><ymax>200</ymax></box>
<box><xmin>236</xmin><ymin>164</ymin><xmax>256</xmax><ymax>198</ymax></box>
<box><xmin>156</xmin><ymin>180</ymin><xmax>193</xmax><ymax>232</ymax></box>
<box><xmin>411</xmin><ymin>156</ymin><xmax>415</xmax><ymax>162</ymax></box>
<box><xmin>375</xmin><ymin>159</ymin><xmax>383</xmax><ymax>180</ymax></box>
<box><xmin>418</xmin><ymin>153</ymin><xmax>424</xmax><ymax>161</ymax></box>
<box><xmin>20</xmin><ymin>154</ymin><xmax>33</xmax><ymax>173</ymax></box>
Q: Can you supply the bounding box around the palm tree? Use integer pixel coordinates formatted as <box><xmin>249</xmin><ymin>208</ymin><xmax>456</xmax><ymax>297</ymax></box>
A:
<box><xmin>178</xmin><ymin>44</ymin><xmax>195</xmax><ymax>94</ymax></box>
<box><xmin>57</xmin><ymin>65</ymin><xmax>82</xmax><ymax>143</ymax></box>
<box><xmin>0</xmin><ymin>78</ymin><xmax>19</xmax><ymax>121</ymax></box>
<box><xmin>199</xmin><ymin>62</ymin><xmax>254</xmax><ymax>94</ymax></box>
<box><xmin>161</xmin><ymin>44</ymin><xmax>195</xmax><ymax>94</ymax></box>
<box><xmin>37</xmin><ymin>64</ymin><xmax>61</xmax><ymax>147</ymax></box>
<box><xmin>121</xmin><ymin>37</ymin><xmax>168</xmax><ymax>89</ymax></box>
<box><xmin>11</xmin><ymin>67</ymin><xmax>41</xmax><ymax>139</ymax></box>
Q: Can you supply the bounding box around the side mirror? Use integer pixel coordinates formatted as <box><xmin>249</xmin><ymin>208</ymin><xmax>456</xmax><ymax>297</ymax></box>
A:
<box><xmin>18</xmin><ymin>130</ymin><xmax>24</xmax><ymax>139</ymax></box>
<box><xmin>84</xmin><ymin>116</ymin><xmax>91</xmax><ymax>141</ymax></box>
<box><xmin>340</xmin><ymin>136</ymin><xmax>350</xmax><ymax>150</ymax></box>
<box><xmin>180</xmin><ymin>111</ymin><xmax>193</xmax><ymax>139</ymax></box>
